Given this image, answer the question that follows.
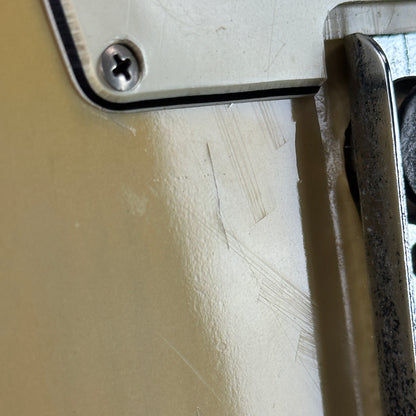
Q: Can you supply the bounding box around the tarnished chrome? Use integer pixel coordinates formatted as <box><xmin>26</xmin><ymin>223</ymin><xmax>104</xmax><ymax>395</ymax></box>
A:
<box><xmin>345</xmin><ymin>34</ymin><xmax>416</xmax><ymax>414</ymax></box>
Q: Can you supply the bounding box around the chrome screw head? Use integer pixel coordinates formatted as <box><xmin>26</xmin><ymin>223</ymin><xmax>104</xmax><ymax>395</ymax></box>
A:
<box><xmin>100</xmin><ymin>43</ymin><xmax>140</xmax><ymax>92</ymax></box>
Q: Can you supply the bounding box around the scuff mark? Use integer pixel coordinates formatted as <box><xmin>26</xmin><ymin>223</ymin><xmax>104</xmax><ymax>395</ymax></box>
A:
<box><xmin>207</xmin><ymin>143</ymin><xmax>230</xmax><ymax>249</ymax></box>
<box><xmin>158</xmin><ymin>334</ymin><xmax>222</xmax><ymax>403</ymax></box>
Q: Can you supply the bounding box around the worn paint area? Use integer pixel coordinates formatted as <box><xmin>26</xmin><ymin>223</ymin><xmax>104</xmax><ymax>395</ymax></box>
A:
<box><xmin>149</xmin><ymin>100</ymin><xmax>322</xmax><ymax>414</ymax></box>
<box><xmin>8</xmin><ymin>0</ymin><xmax>404</xmax><ymax>415</ymax></box>
<box><xmin>0</xmin><ymin>2</ymin><xmax>325</xmax><ymax>415</ymax></box>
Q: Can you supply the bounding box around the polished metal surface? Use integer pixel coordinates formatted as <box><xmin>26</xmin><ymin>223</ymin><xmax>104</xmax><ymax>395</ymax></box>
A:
<box><xmin>100</xmin><ymin>44</ymin><xmax>140</xmax><ymax>91</ymax></box>
<box><xmin>345</xmin><ymin>33</ymin><xmax>416</xmax><ymax>414</ymax></box>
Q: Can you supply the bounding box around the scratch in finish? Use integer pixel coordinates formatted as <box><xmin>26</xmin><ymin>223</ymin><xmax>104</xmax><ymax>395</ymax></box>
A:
<box><xmin>295</xmin><ymin>331</ymin><xmax>320</xmax><ymax>392</ymax></box>
<box><xmin>258</xmin><ymin>270</ymin><xmax>313</xmax><ymax>331</ymax></box>
<box><xmin>214</xmin><ymin>108</ymin><xmax>269</xmax><ymax>223</ymax></box>
<box><xmin>148</xmin><ymin>187</ymin><xmax>313</xmax><ymax>335</ymax></box>
<box><xmin>158</xmin><ymin>334</ymin><xmax>222</xmax><ymax>403</ymax></box>
<box><xmin>170</xmin><ymin>196</ymin><xmax>312</xmax><ymax>332</ymax></box>
<box><xmin>125</xmin><ymin>0</ymin><xmax>132</xmax><ymax>33</ymax></box>
<box><xmin>385</xmin><ymin>6</ymin><xmax>395</xmax><ymax>31</ymax></box>
<box><xmin>254</xmin><ymin>102</ymin><xmax>287</xmax><ymax>150</ymax></box>
<box><xmin>158</xmin><ymin>12</ymin><xmax>167</xmax><ymax>52</ymax></box>
<box><xmin>154</xmin><ymin>0</ymin><xmax>200</xmax><ymax>27</ymax></box>
<box><xmin>295</xmin><ymin>331</ymin><xmax>317</xmax><ymax>366</ymax></box>
<box><xmin>265</xmin><ymin>0</ymin><xmax>278</xmax><ymax>75</ymax></box>
<box><xmin>111</xmin><ymin>118</ymin><xmax>137</xmax><ymax>136</ymax></box>
<box><xmin>224</xmin><ymin>230</ymin><xmax>314</xmax><ymax>334</ymax></box>
<box><xmin>264</xmin><ymin>42</ymin><xmax>286</xmax><ymax>75</ymax></box>
<box><xmin>207</xmin><ymin>143</ymin><xmax>230</xmax><ymax>249</ymax></box>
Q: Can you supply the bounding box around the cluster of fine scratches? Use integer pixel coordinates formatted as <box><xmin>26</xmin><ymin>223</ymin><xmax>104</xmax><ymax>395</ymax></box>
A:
<box><xmin>164</xmin><ymin>172</ymin><xmax>314</xmax><ymax>335</ymax></box>
<box><xmin>148</xmin><ymin>102</ymin><xmax>318</xmax><ymax>400</ymax></box>
<box><xmin>213</xmin><ymin>103</ymin><xmax>316</xmax><ymax>375</ymax></box>
<box><xmin>253</xmin><ymin>102</ymin><xmax>288</xmax><ymax>151</ymax></box>
<box><xmin>214</xmin><ymin>121</ymin><xmax>313</xmax><ymax>336</ymax></box>
<box><xmin>165</xmin><ymin>190</ymin><xmax>318</xmax><ymax>386</ymax></box>
<box><xmin>214</xmin><ymin>106</ymin><xmax>281</xmax><ymax>224</ymax></box>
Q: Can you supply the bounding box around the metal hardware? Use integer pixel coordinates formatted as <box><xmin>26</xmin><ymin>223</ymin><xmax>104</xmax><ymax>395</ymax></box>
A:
<box><xmin>100</xmin><ymin>44</ymin><xmax>140</xmax><ymax>92</ymax></box>
<box><xmin>374</xmin><ymin>34</ymin><xmax>416</xmax><ymax>281</ymax></box>
<box><xmin>345</xmin><ymin>34</ymin><xmax>416</xmax><ymax>414</ymax></box>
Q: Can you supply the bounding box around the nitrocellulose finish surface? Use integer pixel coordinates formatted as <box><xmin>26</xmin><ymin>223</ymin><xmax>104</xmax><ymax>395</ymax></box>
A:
<box><xmin>0</xmin><ymin>1</ymin><xmax>381</xmax><ymax>415</ymax></box>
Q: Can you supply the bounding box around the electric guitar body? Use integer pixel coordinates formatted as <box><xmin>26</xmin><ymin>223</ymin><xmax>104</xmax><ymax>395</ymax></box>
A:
<box><xmin>1</xmin><ymin>1</ymin><xmax>415</xmax><ymax>415</ymax></box>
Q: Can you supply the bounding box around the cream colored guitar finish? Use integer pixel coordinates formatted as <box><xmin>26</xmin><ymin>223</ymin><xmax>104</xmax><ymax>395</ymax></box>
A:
<box><xmin>0</xmin><ymin>2</ymin><xmax>392</xmax><ymax>415</ymax></box>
